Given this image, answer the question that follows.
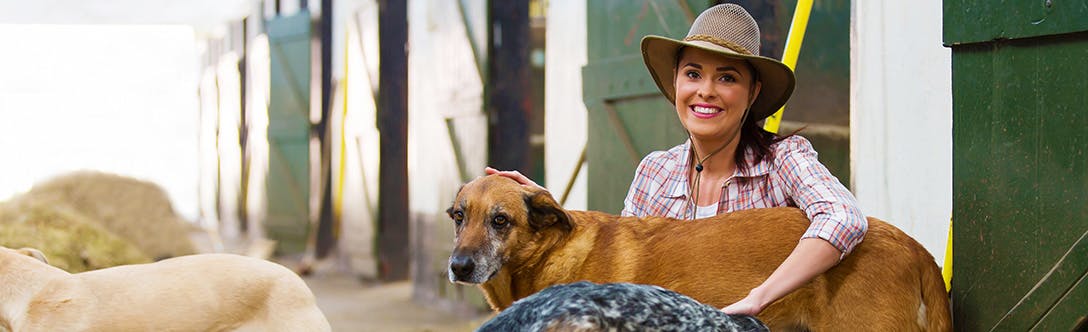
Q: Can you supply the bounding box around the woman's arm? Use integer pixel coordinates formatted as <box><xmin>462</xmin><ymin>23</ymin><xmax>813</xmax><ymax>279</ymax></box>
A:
<box><xmin>722</xmin><ymin>136</ymin><xmax>867</xmax><ymax>315</ymax></box>
<box><xmin>777</xmin><ymin>136</ymin><xmax>868</xmax><ymax>254</ymax></box>
<box><xmin>720</xmin><ymin>238</ymin><xmax>840</xmax><ymax>315</ymax></box>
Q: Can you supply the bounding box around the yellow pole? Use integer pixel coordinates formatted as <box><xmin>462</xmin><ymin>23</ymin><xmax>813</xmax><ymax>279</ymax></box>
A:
<box><xmin>943</xmin><ymin>219</ymin><xmax>953</xmax><ymax>292</ymax></box>
<box><xmin>334</xmin><ymin>29</ymin><xmax>350</xmax><ymax>233</ymax></box>
<box><xmin>763</xmin><ymin>0</ymin><xmax>813</xmax><ymax>134</ymax></box>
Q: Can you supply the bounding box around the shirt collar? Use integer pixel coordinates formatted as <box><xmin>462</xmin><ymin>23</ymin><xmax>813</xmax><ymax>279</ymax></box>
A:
<box><xmin>662</xmin><ymin>140</ymin><xmax>774</xmax><ymax>198</ymax></box>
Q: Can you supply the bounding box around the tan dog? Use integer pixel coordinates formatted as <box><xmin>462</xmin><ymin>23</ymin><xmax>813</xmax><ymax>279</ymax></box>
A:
<box><xmin>447</xmin><ymin>175</ymin><xmax>951</xmax><ymax>331</ymax></box>
<box><xmin>0</xmin><ymin>246</ymin><xmax>330</xmax><ymax>332</ymax></box>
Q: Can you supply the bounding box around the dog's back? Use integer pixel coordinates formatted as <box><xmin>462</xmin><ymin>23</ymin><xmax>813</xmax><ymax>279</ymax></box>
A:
<box><xmin>591</xmin><ymin>207</ymin><xmax>948</xmax><ymax>328</ymax></box>
<box><xmin>565</xmin><ymin>209</ymin><xmax>951</xmax><ymax>331</ymax></box>
<box><xmin>19</xmin><ymin>254</ymin><xmax>330</xmax><ymax>332</ymax></box>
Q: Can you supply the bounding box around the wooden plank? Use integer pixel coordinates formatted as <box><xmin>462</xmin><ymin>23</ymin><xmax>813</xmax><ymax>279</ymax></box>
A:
<box><xmin>266</xmin><ymin>11</ymin><xmax>312</xmax><ymax>254</ymax></box>
<box><xmin>1033</xmin><ymin>269</ymin><xmax>1088</xmax><ymax>330</ymax></box>
<box><xmin>992</xmin><ymin>230</ymin><xmax>1088</xmax><ymax>330</ymax></box>
<box><xmin>945</xmin><ymin>0</ymin><xmax>1088</xmax><ymax>45</ymax></box>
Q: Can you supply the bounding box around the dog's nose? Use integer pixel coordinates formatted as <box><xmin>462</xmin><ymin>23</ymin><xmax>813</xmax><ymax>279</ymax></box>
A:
<box><xmin>449</xmin><ymin>255</ymin><xmax>476</xmax><ymax>280</ymax></box>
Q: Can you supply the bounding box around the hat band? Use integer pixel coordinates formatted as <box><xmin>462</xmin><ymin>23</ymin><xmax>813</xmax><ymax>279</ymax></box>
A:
<box><xmin>683</xmin><ymin>34</ymin><xmax>752</xmax><ymax>56</ymax></box>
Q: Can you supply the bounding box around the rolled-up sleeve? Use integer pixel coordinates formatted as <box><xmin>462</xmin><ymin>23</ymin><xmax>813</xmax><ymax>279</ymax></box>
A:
<box><xmin>775</xmin><ymin>137</ymin><xmax>868</xmax><ymax>254</ymax></box>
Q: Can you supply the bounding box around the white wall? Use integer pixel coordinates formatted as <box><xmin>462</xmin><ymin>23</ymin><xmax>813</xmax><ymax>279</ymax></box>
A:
<box><xmin>0</xmin><ymin>0</ymin><xmax>251</xmax><ymax>27</ymax></box>
<box><xmin>850</xmin><ymin>0</ymin><xmax>952</xmax><ymax>264</ymax></box>
<box><xmin>407</xmin><ymin>0</ymin><xmax>488</xmax><ymax>216</ymax></box>
<box><xmin>335</xmin><ymin>1</ymin><xmax>382</xmax><ymax>278</ymax></box>
<box><xmin>406</xmin><ymin>0</ymin><xmax>489</xmax><ymax>302</ymax></box>
<box><xmin>0</xmin><ymin>25</ymin><xmax>201</xmax><ymax>220</ymax></box>
<box><xmin>544</xmin><ymin>0</ymin><xmax>588</xmax><ymax>210</ymax></box>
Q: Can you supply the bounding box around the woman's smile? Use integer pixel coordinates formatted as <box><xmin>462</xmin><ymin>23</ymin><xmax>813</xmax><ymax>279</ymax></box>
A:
<box><xmin>690</xmin><ymin>103</ymin><xmax>724</xmax><ymax>119</ymax></box>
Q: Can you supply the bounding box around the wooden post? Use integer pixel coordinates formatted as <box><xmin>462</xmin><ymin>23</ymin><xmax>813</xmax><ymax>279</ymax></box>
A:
<box><xmin>377</xmin><ymin>0</ymin><xmax>410</xmax><ymax>281</ymax></box>
<box><xmin>487</xmin><ymin>0</ymin><xmax>532</xmax><ymax>173</ymax></box>
<box><xmin>313</xmin><ymin>0</ymin><xmax>336</xmax><ymax>258</ymax></box>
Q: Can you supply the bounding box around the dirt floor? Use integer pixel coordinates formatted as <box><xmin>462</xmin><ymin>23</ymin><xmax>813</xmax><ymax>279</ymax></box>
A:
<box><xmin>303</xmin><ymin>272</ymin><xmax>491</xmax><ymax>332</ymax></box>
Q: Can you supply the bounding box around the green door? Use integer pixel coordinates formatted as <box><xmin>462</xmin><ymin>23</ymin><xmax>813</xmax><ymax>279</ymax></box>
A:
<box><xmin>946</xmin><ymin>1</ymin><xmax>1088</xmax><ymax>330</ymax></box>
<box><xmin>265</xmin><ymin>11</ymin><xmax>312</xmax><ymax>254</ymax></box>
<box><xmin>581</xmin><ymin>1</ymin><xmax>689</xmax><ymax>213</ymax></box>
<box><xmin>583</xmin><ymin>0</ymin><xmax>851</xmax><ymax>213</ymax></box>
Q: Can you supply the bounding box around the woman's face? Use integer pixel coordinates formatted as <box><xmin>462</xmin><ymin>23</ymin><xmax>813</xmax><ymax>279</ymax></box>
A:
<box><xmin>673</xmin><ymin>47</ymin><xmax>761</xmax><ymax>143</ymax></box>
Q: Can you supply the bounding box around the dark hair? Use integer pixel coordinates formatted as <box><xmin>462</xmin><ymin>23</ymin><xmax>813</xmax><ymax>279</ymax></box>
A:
<box><xmin>734</xmin><ymin>118</ymin><xmax>789</xmax><ymax>175</ymax></box>
<box><xmin>734</xmin><ymin>61</ymin><xmax>794</xmax><ymax>175</ymax></box>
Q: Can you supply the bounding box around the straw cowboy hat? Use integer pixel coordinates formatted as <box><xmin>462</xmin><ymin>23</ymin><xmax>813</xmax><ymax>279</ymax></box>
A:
<box><xmin>641</xmin><ymin>3</ymin><xmax>795</xmax><ymax>121</ymax></box>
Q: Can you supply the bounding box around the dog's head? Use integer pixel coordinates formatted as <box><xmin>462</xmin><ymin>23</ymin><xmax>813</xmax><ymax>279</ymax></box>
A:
<box><xmin>446</xmin><ymin>175</ymin><xmax>571</xmax><ymax>284</ymax></box>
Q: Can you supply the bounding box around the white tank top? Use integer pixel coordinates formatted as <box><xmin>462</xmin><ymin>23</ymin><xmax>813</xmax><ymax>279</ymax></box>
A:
<box><xmin>695</xmin><ymin>203</ymin><xmax>718</xmax><ymax>219</ymax></box>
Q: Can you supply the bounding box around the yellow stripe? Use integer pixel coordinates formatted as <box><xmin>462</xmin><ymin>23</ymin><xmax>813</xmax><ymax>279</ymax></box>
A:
<box><xmin>763</xmin><ymin>0</ymin><xmax>812</xmax><ymax>134</ymax></box>
<box><xmin>943</xmin><ymin>218</ymin><xmax>953</xmax><ymax>292</ymax></box>
<box><xmin>334</xmin><ymin>28</ymin><xmax>350</xmax><ymax>234</ymax></box>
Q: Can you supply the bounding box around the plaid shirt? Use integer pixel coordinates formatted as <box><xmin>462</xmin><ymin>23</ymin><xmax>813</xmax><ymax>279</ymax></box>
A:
<box><xmin>621</xmin><ymin>135</ymin><xmax>868</xmax><ymax>254</ymax></box>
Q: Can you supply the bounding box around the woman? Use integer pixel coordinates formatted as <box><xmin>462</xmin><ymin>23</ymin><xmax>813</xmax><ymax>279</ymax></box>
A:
<box><xmin>487</xmin><ymin>3</ymin><xmax>867</xmax><ymax>316</ymax></box>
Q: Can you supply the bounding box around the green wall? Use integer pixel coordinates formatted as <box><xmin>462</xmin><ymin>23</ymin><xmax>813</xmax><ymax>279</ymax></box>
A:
<box><xmin>947</xmin><ymin>1</ymin><xmax>1088</xmax><ymax>330</ymax></box>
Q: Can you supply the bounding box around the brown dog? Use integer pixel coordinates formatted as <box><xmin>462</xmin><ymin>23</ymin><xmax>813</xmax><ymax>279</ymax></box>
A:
<box><xmin>0</xmin><ymin>246</ymin><xmax>331</xmax><ymax>332</ymax></box>
<box><xmin>447</xmin><ymin>175</ymin><xmax>951</xmax><ymax>331</ymax></box>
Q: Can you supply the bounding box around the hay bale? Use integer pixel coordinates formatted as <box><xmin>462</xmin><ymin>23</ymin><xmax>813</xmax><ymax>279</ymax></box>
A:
<box><xmin>0</xmin><ymin>201</ymin><xmax>151</xmax><ymax>272</ymax></box>
<box><xmin>11</xmin><ymin>171</ymin><xmax>197</xmax><ymax>259</ymax></box>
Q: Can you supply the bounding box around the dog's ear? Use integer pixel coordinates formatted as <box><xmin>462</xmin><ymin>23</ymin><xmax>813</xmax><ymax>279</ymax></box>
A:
<box><xmin>17</xmin><ymin>247</ymin><xmax>48</xmax><ymax>264</ymax></box>
<box><xmin>524</xmin><ymin>189</ymin><xmax>571</xmax><ymax>232</ymax></box>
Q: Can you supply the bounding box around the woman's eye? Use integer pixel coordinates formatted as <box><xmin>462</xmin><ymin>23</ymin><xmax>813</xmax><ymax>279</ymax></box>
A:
<box><xmin>719</xmin><ymin>74</ymin><xmax>737</xmax><ymax>83</ymax></box>
<box><xmin>685</xmin><ymin>70</ymin><xmax>700</xmax><ymax>79</ymax></box>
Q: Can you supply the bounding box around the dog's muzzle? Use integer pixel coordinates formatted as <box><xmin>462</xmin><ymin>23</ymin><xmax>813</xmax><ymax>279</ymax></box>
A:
<box><xmin>448</xmin><ymin>254</ymin><xmax>477</xmax><ymax>282</ymax></box>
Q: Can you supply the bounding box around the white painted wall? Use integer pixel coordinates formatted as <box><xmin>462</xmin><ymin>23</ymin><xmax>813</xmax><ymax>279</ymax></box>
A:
<box><xmin>405</xmin><ymin>0</ymin><xmax>492</xmax><ymax>306</ymax></box>
<box><xmin>850</xmin><ymin>0</ymin><xmax>952</xmax><ymax>264</ymax></box>
<box><xmin>0</xmin><ymin>25</ymin><xmax>201</xmax><ymax>220</ymax></box>
<box><xmin>544</xmin><ymin>0</ymin><xmax>588</xmax><ymax>210</ymax></box>
<box><xmin>407</xmin><ymin>0</ymin><xmax>487</xmax><ymax>216</ymax></box>
<box><xmin>335</xmin><ymin>1</ymin><xmax>381</xmax><ymax>278</ymax></box>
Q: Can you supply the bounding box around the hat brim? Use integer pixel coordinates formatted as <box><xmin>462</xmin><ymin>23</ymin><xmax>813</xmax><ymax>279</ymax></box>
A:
<box><xmin>641</xmin><ymin>35</ymin><xmax>795</xmax><ymax>121</ymax></box>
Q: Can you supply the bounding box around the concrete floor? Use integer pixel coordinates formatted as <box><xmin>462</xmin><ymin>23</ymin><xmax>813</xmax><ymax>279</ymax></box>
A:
<box><xmin>304</xmin><ymin>273</ymin><xmax>492</xmax><ymax>332</ymax></box>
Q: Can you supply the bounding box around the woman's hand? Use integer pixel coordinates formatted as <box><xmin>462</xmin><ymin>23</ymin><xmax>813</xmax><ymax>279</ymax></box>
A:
<box><xmin>720</xmin><ymin>289</ymin><xmax>768</xmax><ymax>316</ymax></box>
<box><xmin>720</xmin><ymin>238</ymin><xmax>842</xmax><ymax>317</ymax></box>
<box><xmin>484</xmin><ymin>167</ymin><xmax>546</xmax><ymax>192</ymax></box>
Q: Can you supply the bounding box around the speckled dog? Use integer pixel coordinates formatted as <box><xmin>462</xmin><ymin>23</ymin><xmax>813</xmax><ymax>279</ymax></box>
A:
<box><xmin>448</xmin><ymin>175</ymin><xmax>952</xmax><ymax>331</ymax></box>
<box><xmin>477</xmin><ymin>281</ymin><xmax>768</xmax><ymax>332</ymax></box>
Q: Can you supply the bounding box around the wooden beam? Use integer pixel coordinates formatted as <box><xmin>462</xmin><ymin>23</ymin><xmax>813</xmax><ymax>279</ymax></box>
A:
<box><xmin>313</xmin><ymin>0</ymin><xmax>335</xmax><ymax>259</ymax></box>
<box><xmin>377</xmin><ymin>0</ymin><xmax>410</xmax><ymax>281</ymax></box>
<box><xmin>487</xmin><ymin>0</ymin><xmax>532</xmax><ymax>173</ymax></box>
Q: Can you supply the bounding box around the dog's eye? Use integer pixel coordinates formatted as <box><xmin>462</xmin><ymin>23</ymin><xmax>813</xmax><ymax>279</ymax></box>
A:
<box><xmin>453</xmin><ymin>211</ymin><xmax>464</xmax><ymax>225</ymax></box>
<box><xmin>491</xmin><ymin>215</ymin><xmax>508</xmax><ymax>227</ymax></box>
